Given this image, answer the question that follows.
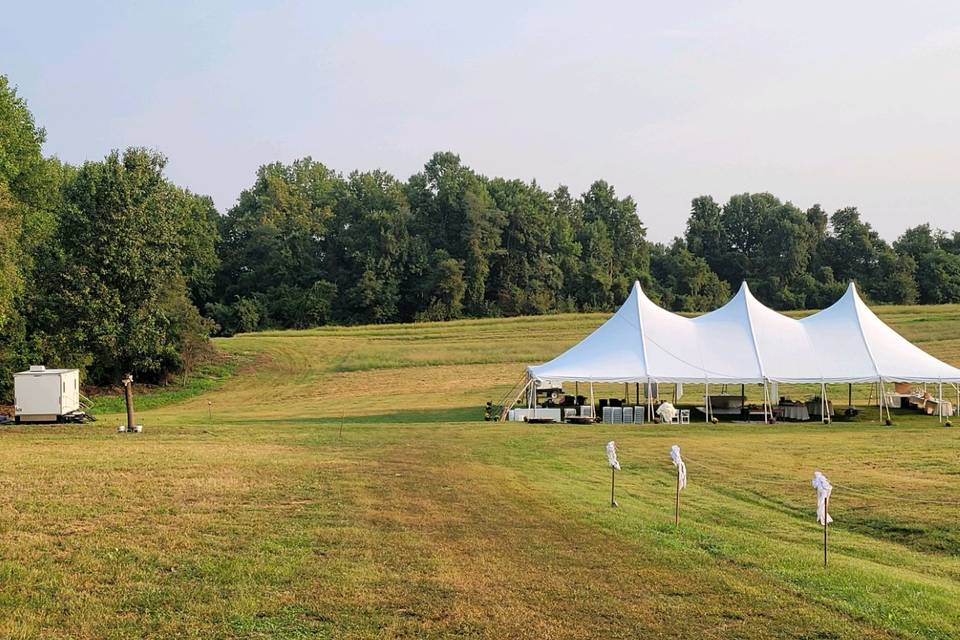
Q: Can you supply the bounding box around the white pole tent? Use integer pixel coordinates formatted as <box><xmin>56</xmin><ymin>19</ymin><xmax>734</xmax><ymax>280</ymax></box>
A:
<box><xmin>518</xmin><ymin>281</ymin><xmax>960</xmax><ymax>419</ymax></box>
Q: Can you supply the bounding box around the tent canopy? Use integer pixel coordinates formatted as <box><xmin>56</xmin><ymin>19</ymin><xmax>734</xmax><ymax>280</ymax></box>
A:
<box><xmin>528</xmin><ymin>281</ymin><xmax>960</xmax><ymax>384</ymax></box>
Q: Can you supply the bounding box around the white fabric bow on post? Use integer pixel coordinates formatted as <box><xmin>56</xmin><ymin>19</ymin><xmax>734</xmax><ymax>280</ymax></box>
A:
<box><xmin>606</xmin><ymin>441</ymin><xmax>621</xmax><ymax>470</ymax></box>
<box><xmin>670</xmin><ymin>445</ymin><xmax>687</xmax><ymax>490</ymax></box>
<box><xmin>812</xmin><ymin>471</ymin><xmax>833</xmax><ymax>525</ymax></box>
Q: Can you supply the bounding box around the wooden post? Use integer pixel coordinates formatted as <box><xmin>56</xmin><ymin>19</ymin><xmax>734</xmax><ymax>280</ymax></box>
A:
<box><xmin>823</xmin><ymin>495</ymin><xmax>829</xmax><ymax>567</ymax></box>
<box><xmin>675</xmin><ymin>466</ymin><xmax>681</xmax><ymax>526</ymax></box>
<box><xmin>122</xmin><ymin>373</ymin><xmax>135</xmax><ymax>432</ymax></box>
<box><xmin>848</xmin><ymin>383</ymin><xmax>852</xmax><ymax>408</ymax></box>
<box><xmin>207</xmin><ymin>400</ymin><xmax>212</xmax><ymax>421</ymax></box>
<box><xmin>610</xmin><ymin>467</ymin><xmax>617</xmax><ymax>507</ymax></box>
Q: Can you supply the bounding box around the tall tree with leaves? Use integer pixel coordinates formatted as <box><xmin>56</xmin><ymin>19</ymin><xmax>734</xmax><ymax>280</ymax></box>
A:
<box><xmin>406</xmin><ymin>152</ymin><xmax>505</xmax><ymax>315</ymax></box>
<box><xmin>215</xmin><ymin>158</ymin><xmax>340</xmax><ymax>330</ymax></box>
<box><xmin>328</xmin><ymin>170</ymin><xmax>412</xmax><ymax>324</ymax></box>
<box><xmin>32</xmin><ymin>148</ymin><xmax>213</xmax><ymax>382</ymax></box>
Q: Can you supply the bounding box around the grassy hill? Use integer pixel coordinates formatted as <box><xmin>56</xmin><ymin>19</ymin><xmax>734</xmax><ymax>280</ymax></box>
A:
<box><xmin>2</xmin><ymin>304</ymin><xmax>960</xmax><ymax>638</ymax></box>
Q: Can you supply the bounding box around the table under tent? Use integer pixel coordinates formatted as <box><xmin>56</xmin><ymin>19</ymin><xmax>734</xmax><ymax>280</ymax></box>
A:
<box><xmin>502</xmin><ymin>281</ymin><xmax>960</xmax><ymax>424</ymax></box>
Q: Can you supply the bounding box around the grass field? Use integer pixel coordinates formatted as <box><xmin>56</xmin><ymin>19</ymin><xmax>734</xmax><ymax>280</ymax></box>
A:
<box><xmin>2</xmin><ymin>305</ymin><xmax>960</xmax><ymax>639</ymax></box>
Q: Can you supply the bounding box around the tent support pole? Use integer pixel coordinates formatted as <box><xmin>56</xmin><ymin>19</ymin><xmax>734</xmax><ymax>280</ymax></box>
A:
<box><xmin>590</xmin><ymin>381</ymin><xmax>595</xmax><ymax>420</ymax></box>
<box><xmin>761</xmin><ymin>381</ymin><xmax>769</xmax><ymax>424</ymax></box>
<box><xmin>647</xmin><ymin>378</ymin><xmax>653</xmax><ymax>420</ymax></box>
<box><xmin>575</xmin><ymin>382</ymin><xmax>579</xmax><ymax>406</ymax></box>
<box><xmin>939</xmin><ymin>380</ymin><xmax>944</xmax><ymax>423</ymax></box>
<box><xmin>879</xmin><ymin>380</ymin><xmax>890</xmax><ymax>424</ymax></box>
<box><xmin>848</xmin><ymin>383</ymin><xmax>852</xmax><ymax>409</ymax></box>
<box><xmin>704</xmin><ymin>381</ymin><xmax>710</xmax><ymax>423</ymax></box>
<box><xmin>821</xmin><ymin>383</ymin><xmax>830</xmax><ymax>424</ymax></box>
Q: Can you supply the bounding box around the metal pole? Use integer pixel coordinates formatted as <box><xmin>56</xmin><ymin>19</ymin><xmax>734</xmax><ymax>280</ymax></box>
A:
<box><xmin>704</xmin><ymin>381</ymin><xmax>709</xmax><ymax>423</ymax></box>
<box><xmin>590</xmin><ymin>381</ymin><xmax>595</xmax><ymax>420</ymax></box>
<box><xmin>939</xmin><ymin>380</ymin><xmax>944</xmax><ymax>423</ymax></box>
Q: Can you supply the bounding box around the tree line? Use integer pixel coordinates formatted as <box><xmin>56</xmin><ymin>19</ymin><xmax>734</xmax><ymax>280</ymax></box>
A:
<box><xmin>3</xmin><ymin>75</ymin><xmax>960</xmax><ymax>398</ymax></box>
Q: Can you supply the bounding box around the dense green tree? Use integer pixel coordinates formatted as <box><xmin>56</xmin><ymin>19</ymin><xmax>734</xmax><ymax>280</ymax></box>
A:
<box><xmin>819</xmin><ymin>207</ymin><xmax>918</xmax><ymax>304</ymax></box>
<box><xmin>894</xmin><ymin>225</ymin><xmax>960</xmax><ymax>303</ymax></box>
<box><xmin>486</xmin><ymin>178</ymin><xmax>565</xmax><ymax>315</ymax></box>
<box><xmin>577</xmin><ymin>181</ymin><xmax>649</xmax><ymax>302</ymax></box>
<box><xmin>328</xmin><ymin>171</ymin><xmax>412</xmax><ymax>324</ymax></box>
<box><xmin>31</xmin><ymin>148</ymin><xmax>214</xmax><ymax>383</ymax></box>
<box><xmin>0</xmin><ymin>75</ymin><xmax>56</xmax><ymax>329</ymax></box>
<box><xmin>215</xmin><ymin>158</ymin><xmax>339</xmax><ymax>329</ymax></box>
<box><xmin>416</xmin><ymin>250</ymin><xmax>466</xmax><ymax>321</ymax></box>
<box><xmin>406</xmin><ymin>153</ymin><xmax>506</xmax><ymax>315</ymax></box>
<box><xmin>650</xmin><ymin>240</ymin><xmax>730</xmax><ymax>311</ymax></box>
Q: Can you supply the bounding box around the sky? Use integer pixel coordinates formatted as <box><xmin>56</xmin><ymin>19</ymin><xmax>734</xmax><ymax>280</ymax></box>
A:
<box><xmin>2</xmin><ymin>0</ymin><xmax>959</xmax><ymax>241</ymax></box>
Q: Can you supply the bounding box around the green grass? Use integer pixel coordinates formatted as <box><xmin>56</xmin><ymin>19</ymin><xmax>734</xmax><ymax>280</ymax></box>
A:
<box><xmin>1</xmin><ymin>305</ymin><xmax>960</xmax><ymax>638</ymax></box>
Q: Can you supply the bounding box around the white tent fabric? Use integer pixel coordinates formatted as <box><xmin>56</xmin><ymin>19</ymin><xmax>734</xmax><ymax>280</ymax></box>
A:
<box><xmin>528</xmin><ymin>281</ymin><xmax>960</xmax><ymax>384</ymax></box>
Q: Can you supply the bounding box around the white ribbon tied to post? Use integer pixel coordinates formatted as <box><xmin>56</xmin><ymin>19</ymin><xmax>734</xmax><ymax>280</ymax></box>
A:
<box><xmin>606</xmin><ymin>441</ymin><xmax>621</xmax><ymax>471</ymax></box>
<box><xmin>670</xmin><ymin>444</ymin><xmax>687</xmax><ymax>490</ymax></box>
<box><xmin>812</xmin><ymin>471</ymin><xmax>833</xmax><ymax>525</ymax></box>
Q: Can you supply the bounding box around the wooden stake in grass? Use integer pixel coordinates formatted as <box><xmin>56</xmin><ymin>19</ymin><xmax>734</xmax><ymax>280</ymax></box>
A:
<box><xmin>606</xmin><ymin>441</ymin><xmax>620</xmax><ymax>508</ymax></box>
<box><xmin>122</xmin><ymin>373</ymin><xmax>135</xmax><ymax>433</ymax></box>
<box><xmin>675</xmin><ymin>468</ymin><xmax>681</xmax><ymax>526</ymax></box>
<box><xmin>823</xmin><ymin>495</ymin><xmax>829</xmax><ymax>567</ymax></box>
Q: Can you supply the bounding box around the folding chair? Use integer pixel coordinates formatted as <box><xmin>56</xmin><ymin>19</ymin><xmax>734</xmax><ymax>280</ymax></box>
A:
<box><xmin>679</xmin><ymin>409</ymin><xmax>690</xmax><ymax>425</ymax></box>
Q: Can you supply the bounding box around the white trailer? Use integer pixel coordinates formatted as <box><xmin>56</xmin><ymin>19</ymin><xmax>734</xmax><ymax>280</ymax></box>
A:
<box><xmin>14</xmin><ymin>366</ymin><xmax>82</xmax><ymax>423</ymax></box>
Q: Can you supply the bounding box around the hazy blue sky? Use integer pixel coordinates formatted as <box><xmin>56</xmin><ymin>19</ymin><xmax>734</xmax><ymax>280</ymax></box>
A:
<box><xmin>3</xmin><ymin>1</ymin><xmax>959</xmax><ymax>240</ymax></box>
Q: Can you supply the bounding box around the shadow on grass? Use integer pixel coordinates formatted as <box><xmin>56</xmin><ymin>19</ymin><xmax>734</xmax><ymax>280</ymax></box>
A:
<box><xmin>226</xmin><ymin>405</ymin><xmax>486</xmax><ymax>426</ymax></box>
<box><xmin>319</xmin><ymin>405</ymin><xmax>484</xmax><ymax>424</ymax></box>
